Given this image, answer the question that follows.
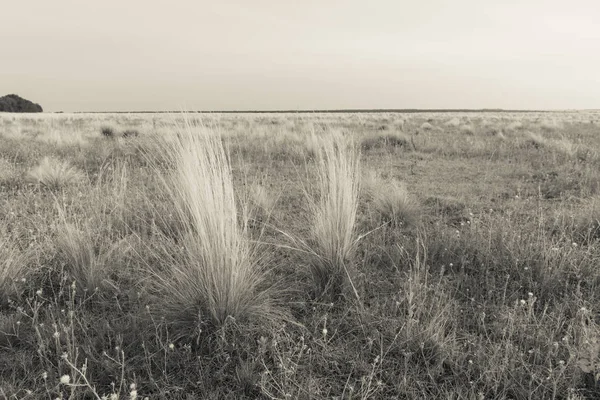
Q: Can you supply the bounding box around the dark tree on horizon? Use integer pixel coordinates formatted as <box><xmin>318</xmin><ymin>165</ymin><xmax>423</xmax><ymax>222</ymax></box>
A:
<box><xmin>0</xmin><ymin>94</ymin><xmax>43</xmax><ymax>112</ymax></box>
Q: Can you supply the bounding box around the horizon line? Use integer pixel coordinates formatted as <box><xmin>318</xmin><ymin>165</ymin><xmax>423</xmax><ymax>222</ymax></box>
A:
<box><xmin>56</xmin><ymin>108</ymin><xmax>600</xmax><ymax>114</ymax></box>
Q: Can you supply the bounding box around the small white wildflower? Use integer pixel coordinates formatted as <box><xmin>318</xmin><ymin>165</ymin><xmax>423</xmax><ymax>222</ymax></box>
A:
<box><xmin>42</xmin><ymin>371</ymin><xmax>48</xmax><ymax>380</ymax></box>
<box><xmin>130</xmin><ymin>389</ymin><xmax>137</xmax><ymax>399</ymax></box>
<box><xmin>468</xmin><ymin>359</ymin><xmax>473</xmax><ymax>364</ymax></box>
<box><xmin>53</xmin><ymin>331</ymin><xmax>60</xmax><ymax>339</ymax></box>
<box><xmin>322</xmin><ymin>328</ymin><xmax>328</xmax><ymax>337</ymax></box>
<box><xmin>169</xmin><ymin>343</ymin><xmax>175</xmax><ymax>350</ymax></box>
<box><xmin>60</xmin><ymin>375</ymin><xmax>70</xmax><ymax>384</ymax></box>
<box><xmin>36</xmin><ymin>289</ymin><xmax>42</xmax><ymax>296</ymax></box>
<box><xmin>520</xmin><ymin>299</ymin><xmax>526</xmax><ymax>306</ymax></box>
<box><xmin>528</xmin><ymin>292</ymin><xmax>533</xmax><ymax>298</ymax></box>
<box><xmin>572</xmin><ymin>242</ymin><xmax>578</xmax><ymax>247</ymax></box>
<box><xmin>130</xmin><ymin>383</ymin><xmax>136</xmax><ymax>390</ymax></box>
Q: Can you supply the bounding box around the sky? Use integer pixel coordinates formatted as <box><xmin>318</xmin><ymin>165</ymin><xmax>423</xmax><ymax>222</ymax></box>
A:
<box><xmin>1</xmin><ymin>0</ymin><xmax>598</xmax><ymax>111</ymax></box>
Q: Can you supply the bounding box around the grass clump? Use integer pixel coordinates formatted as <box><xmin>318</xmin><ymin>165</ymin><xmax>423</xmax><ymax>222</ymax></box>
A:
<box><xmin>524</xmin><ymin>131</ymin><xmax>548</xmax><ymax>149</ymax></box>
<box><xmin>27</xmin><ymin>156</ymin><xmax>85</xmax><ymax>189</ymax></box>
<box><xmin>370</xmin><ymin>179</ymin><xmax>421</xmax><ymax>228</ymax></box>
<box><xmin>445</xmin><ymin>117</ymin><xmax>461</xmax><ymax>127</ymax></box>
<box><xmin>459</xmin><ymin>124</ymin><xmax>474</xmax><ymax>135</ymax></box>
<box><xmin>304</xmin><ymin>133</ymin><xmax>361</xmax><ymax>301</ymax></box>
<box><xmin>55</xmin><ymin>216</ymin><xmax>127</xmax><ymax>295</ymax></box>
<box><xmin>420</xmin><ymin>122</ymin><xmax>434</xmax><ymax>131</ymax></box>
<box><xmin>149</xmin><ymin>120</ymin><xmax>284</xmax><ymax>335</ymax></box>
<box><xmin>361</xmin><ymin>131</ymin><xmax>409</xmax><ymax>151</ymax></box>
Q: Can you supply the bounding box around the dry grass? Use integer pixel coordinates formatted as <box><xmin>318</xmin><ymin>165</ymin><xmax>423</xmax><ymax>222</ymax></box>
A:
<box><xmin>27</xmin><ymin>156</ymin><xmax>86</xmax><ymax>189</ymax></box>
<box><xmin>149</xmin><ymin>119</ymin><xmax>284</xmax><ymax>333</ymax></box>
<box><xmin>55</xmin><ymin>217</ymin><xmax>127</xmax><ymax>295</ymax></box>
<box><xmin>370</xmin><ymin>178</ymin><xmax>421</xmax><ymax>228</ymax></box>
<box><xmin>304</xmin><ymin>132</ymin><xmax>362</xmax><ymax>301</ymax></box>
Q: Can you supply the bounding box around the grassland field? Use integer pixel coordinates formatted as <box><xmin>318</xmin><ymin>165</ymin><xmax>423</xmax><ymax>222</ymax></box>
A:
<box><xmin>1</xmin><ymin>111</ymin><xmax>600</xmax><ymax>399</ymax></box>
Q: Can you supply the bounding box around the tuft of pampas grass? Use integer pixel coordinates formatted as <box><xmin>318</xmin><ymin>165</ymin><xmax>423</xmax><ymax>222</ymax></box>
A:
<box><xmin>149</xmin><ymin>119</ymin><xmax>285</xmax><ymax>335</ymax></box>
<box><xmin>370</xmin><ymin>179</ymin><xmax>421</xmax><ymax>228</ymax></box>
<box><xmin>27</xmin><ymin>156</ymin><xmax>85</xmax><ymax>189</ymax></box>
<box><xmin>304</xmin><ymin>133</ymin><xmax>362</xmax><ymax>301</ymax></box>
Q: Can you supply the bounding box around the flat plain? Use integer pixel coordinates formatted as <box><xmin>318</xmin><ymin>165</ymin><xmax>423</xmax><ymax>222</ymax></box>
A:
<box><xmin>1</xmin><ymin>111</ymin><xmax>600</xmax><ymax>399</ymax></box>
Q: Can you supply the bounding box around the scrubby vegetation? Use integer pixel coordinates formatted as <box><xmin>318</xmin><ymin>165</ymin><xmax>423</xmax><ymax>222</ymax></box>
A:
<box><xmin>1</xmin><ymin>111</ymin><xmax>600</xmax><ymax>399</ymax></box>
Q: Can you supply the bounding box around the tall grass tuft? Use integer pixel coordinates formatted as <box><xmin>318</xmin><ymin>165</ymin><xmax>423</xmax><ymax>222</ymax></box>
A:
<box><xmin>305</xmin><ymin>132</ymin><xmax>362</xmax><ymax>301</ymax></box>
<box><xmin>149</xmin><ymin>120</ymin><xmax>283</xmax><ymax>334</ymax></box>
<box><xmin>55</xmin><ymin>217</ymin><xmax>126</xmax><ymax>296</ymax></box>
<box><xmin>370</xmin><ymin>178</ymin><xmax>421</xmax><ymax>228</ymax></box>
<box><xmin>27</xmin><ymin>156</ymin><xmax>85</xmax><ymax>190</ymax></box>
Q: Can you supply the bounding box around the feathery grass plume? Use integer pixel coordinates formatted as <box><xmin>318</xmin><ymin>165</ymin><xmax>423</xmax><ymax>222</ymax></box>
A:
<box><xmin>371</xmin><ymin>179</ymin><xmax>420</xmax><ymax>228</ymax></box>
<box><xmin>304</xmin><ymin>132</ymin><xmax>362</xmax><ymax>301</ymax></box>
<box><xmin>149</xmin><ymin>118</ymin><xmax>284</xmax><ymax>333</ymax></box>
<box><xmin>27</xmin><ymin>156</ymin><xmax>86</xmax><ymax>190</ymax></box>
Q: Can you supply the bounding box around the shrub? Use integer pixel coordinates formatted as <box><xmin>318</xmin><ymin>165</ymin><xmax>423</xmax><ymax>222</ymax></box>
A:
<box><xmin>100</xmin><ymin>126</ymin><xmax>115</xmax><ymax>138</ymax></box>
<box><xmin>27</xmin><ymin>156</ymin><xmax>85</xmax><ymax>189</ymax></box>
<box><xmin>149</xmin><ymin>120</ymin><xmax>284</xmax><ymax>335</ymax></box>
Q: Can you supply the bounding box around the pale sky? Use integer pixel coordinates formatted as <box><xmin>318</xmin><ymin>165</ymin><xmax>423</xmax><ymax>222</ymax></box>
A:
<box><xmin>1</xmin><ymin>0</ymin><xmax>598</xmax><ymax>111</ymax></box>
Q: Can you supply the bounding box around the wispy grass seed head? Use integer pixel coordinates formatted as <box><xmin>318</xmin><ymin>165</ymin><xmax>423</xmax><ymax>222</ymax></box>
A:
<box><xmin>304</xmin><ymin>133</ymin><xmax>361</xmax><ymax>300</ymax></box>
<box><xmin>27</xmin><ymin>156</ymin><xmax>85</xmax><ymax>190</ymax></box>
<box><xmin>149</xmin><ymin>119</ymin><xmax>285</xmax><ymax>333</ymax></box>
